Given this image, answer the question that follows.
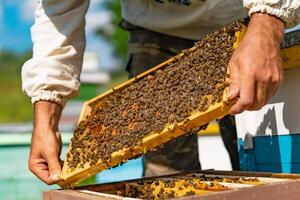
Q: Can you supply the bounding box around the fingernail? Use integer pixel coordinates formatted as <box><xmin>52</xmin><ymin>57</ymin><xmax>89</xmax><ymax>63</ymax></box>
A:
<box><xmin>51</xmin><ymin>173</ymin><xmax>60</xmax><ymax>181</ymax></box>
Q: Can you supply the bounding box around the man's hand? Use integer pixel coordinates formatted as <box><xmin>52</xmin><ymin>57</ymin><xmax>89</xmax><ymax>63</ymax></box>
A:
<box><xmin>228</xmin><ymin>13</ymin><xmax>285</xmax><ymax>114</ymax></box>
<box><xmin>29</xmin><ymin>101</ymin><xmax>63</xmax><ymax>185</ymax></box>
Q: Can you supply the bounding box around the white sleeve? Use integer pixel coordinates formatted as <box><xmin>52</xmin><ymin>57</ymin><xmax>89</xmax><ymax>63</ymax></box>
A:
<box><xmin>243</xmin><ymin>0</ymin><xmax>300</xmax><ymax>27</ymax></box>
<box><xmin>22</xmin><ymin>0</ymin><xmax>90</xmax><ymax>107</ymax></box>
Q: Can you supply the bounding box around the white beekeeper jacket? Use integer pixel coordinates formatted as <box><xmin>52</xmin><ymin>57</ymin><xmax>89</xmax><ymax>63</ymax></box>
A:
<box><xmin>22</xmin><ymin>0</ymin><xmax>300</xmax><ymax>108</ymax></box>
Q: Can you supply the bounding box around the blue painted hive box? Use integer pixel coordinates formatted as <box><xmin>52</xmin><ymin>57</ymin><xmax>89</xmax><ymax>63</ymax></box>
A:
<box><xmin>236</xmin><ymin>67</ymin><xmax>300</xmax><ymax>173</ymax></box>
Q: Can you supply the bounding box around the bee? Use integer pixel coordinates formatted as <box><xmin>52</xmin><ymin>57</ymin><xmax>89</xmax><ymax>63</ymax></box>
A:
<box><xmin>66</xmin><ymin>22</ymin><xmax>239</xmax><ymax>171</ymax></box>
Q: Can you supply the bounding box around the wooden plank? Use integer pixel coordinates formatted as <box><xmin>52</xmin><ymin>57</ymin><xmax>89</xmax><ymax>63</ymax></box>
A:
<box><xmin>43</xmin><ymin>190</ymin><xmax>110</xmax><ymax>200</ymax></box>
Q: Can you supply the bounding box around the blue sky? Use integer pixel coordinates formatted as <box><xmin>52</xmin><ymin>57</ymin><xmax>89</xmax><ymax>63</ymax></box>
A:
<box><xmin>0</xmin><ymin>1</ymin><xmax>33</xmax><ymax>52</ymax></box>
<box><xmin>0</xmin><ymin>0</ymin><xmax>118</xmax><ymax>71</ymax></box>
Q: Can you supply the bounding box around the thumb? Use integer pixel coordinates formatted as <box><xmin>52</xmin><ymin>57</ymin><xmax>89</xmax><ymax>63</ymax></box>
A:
<box><xmin>227</xmin><ymin>59</ymin><xmax>240</xmax><ymax>100</ymax></box>
<box><xmin>45</xmin><ymin>151</ymin><xmax>62</xmax><ymax>182</ymax></box>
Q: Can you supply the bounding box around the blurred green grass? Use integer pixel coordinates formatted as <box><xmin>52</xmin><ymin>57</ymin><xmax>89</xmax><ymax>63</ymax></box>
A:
<box><xmin>0</xmin><ymin>51</ymin><xmax>33</xmax><ymax>123</ymax></box>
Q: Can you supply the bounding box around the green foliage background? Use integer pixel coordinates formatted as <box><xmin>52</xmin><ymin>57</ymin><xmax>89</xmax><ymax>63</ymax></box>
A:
<box><xmin>94</xmin><ymin>0</ymin><xmax>129</xmax><ymax>95</ymax></box>
<box><xmin>96</xmin><ymin>0</ymin><xmax>128</xmax><ymax>60</ymax></box>
<box><xmin>0</xmin><ymin>51</ymin><xmax>33</xmax><ymax>123</ymax></box>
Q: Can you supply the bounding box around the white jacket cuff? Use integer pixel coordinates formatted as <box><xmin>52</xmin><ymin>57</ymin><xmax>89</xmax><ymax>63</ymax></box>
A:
<box><xmin>31</xmin><ymin>90</ymin><xmax>68</xmax><ymax>107</ymax></box>
<box><xmin>244</xmin><ymin>1</ymin><xmax>300</xmax><ymax>28</ymax></box>
<box><xmin>249</xmin><ymin>4</ymin><xmax>290</xmax><ymax>22</ymax></box>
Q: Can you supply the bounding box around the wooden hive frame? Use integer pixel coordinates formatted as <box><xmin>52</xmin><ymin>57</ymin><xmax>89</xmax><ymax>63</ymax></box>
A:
<box><xmin>58</xmin><ymin>25</ymin><xmax>300</xmax><ymax>187</ymax></box>
<box><xmin>48</xmin><ymin>171</ymin><xmax>300</xmax><ymax>200</ymax></box>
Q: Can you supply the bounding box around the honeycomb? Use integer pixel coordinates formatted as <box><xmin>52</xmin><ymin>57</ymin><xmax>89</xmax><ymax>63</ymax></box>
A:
<box><xmin>125</xmin><ymin>176</ymin><xmax>260</xmax><ymax>199</ymax></box>
<box><xmin>60</xmin><ymin>21</ymin><xmax>245</xmax><ymax>187</ymax></box>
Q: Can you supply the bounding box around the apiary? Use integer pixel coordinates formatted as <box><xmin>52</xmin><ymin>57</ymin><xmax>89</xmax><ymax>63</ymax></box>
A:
<box><xmin>57</xmin><ymin>20</ymin><xmax>300</xmax><ymax>188</ymax></box>
<box><xmin>45</xmin><ymin>170</ymin><xmax>300</xmax><ymax>200</ymax></box>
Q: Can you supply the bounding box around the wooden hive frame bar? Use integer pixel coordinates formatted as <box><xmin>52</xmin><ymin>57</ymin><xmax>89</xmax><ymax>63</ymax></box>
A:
<box><xmin>58</xmin><ymin>24</ymin><xmax>300</xmax><ymax>187</ymax></box>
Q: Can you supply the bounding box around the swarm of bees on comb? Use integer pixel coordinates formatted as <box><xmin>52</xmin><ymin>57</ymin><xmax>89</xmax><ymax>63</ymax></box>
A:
<box><xmin>62</xmin><ymin>21</ymin><xmax>244</xmax><ymax>184</ymax></box>
<box><xmin>125</xmin><ymin>179</ymin><xmax>227</xmax><ymax>199</ymax></box>
<box><xmin>125</xmin><ymin>176</ymin><xmax>260</xmax><ymax>199</ymax></box>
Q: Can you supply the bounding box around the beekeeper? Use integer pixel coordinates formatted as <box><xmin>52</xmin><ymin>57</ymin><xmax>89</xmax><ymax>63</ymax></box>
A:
<box><xmin>22</xmin><ymin>0</ymin><xmax>300</xmax><ymax>185</ymax></box>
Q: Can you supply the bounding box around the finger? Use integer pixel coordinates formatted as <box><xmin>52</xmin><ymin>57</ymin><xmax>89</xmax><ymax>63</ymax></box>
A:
<box><xmin>44</xmin><ymin>151</ymin><xmax>62</xmax><ymax>183</ymax></box>
<box><xmin>248</xmin><ymin>81</ymin><xmax>267</xmax><ymax>110</ymax></box>
<box><xmin>227</xmin><ymin>58</ymin><xmax>240</xmax><ymax>100</ymax></box>
<box><xmin>267</xmin><ymin>67</ymin><xmax>283</xmax><ymax>102</ymax></box>
<box><xmin>230</xmin><ymin>73</ymin><xmax>255</xmax><ymax>115</ymax></box>
<box><xmin>29</xmin><ymin>158</ymin><xmax>57</xmax><ymax>185</ymax></box>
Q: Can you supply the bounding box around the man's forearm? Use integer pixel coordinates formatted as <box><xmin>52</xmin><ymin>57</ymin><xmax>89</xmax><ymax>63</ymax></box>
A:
<box><xmin>34</xmin><ymin>101</ymin><xmax>62</xmax><ymax>133</ymax></box>
<box><xmin>29</xmin><ymin>101</ymin><xmax>63</xmax><ymax>184</ymax></box>
<box><xmin>248</xmin><ymin>13</ymin><xmax>285</xmax><ymax>44</ymax></box>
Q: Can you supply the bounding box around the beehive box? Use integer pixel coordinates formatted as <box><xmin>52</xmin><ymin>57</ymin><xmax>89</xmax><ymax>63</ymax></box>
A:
<box><xmin>236</xmin><ymin>28</ymin><xmax>300</xmax><ymax>173</ymax></box>
<box><xmin>46</xmin><ymin>170</ymin><xmax>300</xmax><ymax>200</ymax></box>
<box><xmin>58</xmin><ymin>21</ymin><xmax>300</xmax><ymax>187</ymax></box>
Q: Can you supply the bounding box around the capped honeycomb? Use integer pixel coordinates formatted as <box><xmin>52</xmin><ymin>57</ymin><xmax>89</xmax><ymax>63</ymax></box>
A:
<box><xmin>125</xmin><ymin>179</ymin><xmax>227</xmax><ymax>199</ymax></box>
<box><xmin>125</xmin><ymin>176</ymin><xmax>260</xmax><ymax>199</ymax></box>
